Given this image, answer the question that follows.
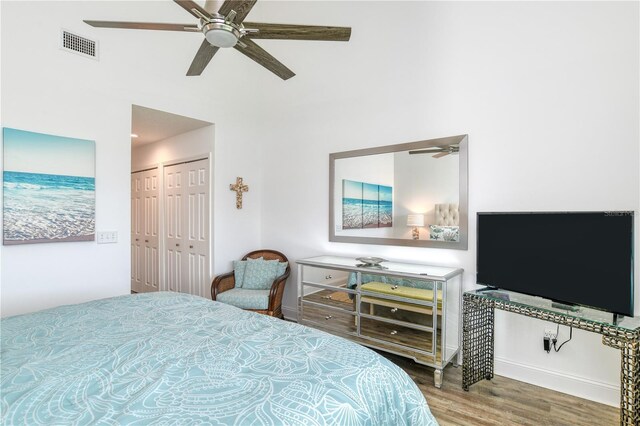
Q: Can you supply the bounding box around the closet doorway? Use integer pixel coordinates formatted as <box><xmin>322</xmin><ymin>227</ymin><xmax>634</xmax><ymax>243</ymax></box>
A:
<box><xmin>131</xmin><ymin>105</ymin><xmax>214</xmax><ymax>297</ymax></box>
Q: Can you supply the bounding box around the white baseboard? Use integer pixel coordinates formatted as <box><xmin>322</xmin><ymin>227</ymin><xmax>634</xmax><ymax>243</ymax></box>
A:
<box><xmin>282</xmin><ymin>306</ymin><xmax>297</xmax><ymax>321</ymax></box>
<box><xmin>494</xmin><ymin>356</ymin><xmax>619</xmax><ymax>407</ymax></box>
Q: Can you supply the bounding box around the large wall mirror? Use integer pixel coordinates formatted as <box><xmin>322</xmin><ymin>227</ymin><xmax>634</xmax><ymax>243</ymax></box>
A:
<box><xmin>329</xmin><ymin>134</ymin><xmax>468</xmax><ymax>249</ymax></box>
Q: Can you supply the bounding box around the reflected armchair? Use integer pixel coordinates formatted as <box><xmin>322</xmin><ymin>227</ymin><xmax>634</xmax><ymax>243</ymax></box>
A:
<box><xmin>211</xmin><ymin>249</ymin><xmax>290</xmax><ymax>318</ymax></box>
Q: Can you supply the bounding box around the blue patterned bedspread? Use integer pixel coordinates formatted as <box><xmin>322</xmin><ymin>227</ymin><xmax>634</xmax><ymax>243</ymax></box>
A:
<box><xmin>1</xmin><ymin>292</ymin><xmax>437</xmax><ymax>425</ymax></box>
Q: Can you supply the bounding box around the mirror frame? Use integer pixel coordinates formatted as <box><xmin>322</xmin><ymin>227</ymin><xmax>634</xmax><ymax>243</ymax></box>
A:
<box><xmin>329</xmin><ymin>134</ymin><xmax>468</xmax><ymax>250</ymax></box>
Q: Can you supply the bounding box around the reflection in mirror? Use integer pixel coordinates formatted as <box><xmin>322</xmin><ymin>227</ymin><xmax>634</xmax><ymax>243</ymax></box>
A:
<box><xmin>329</xmin><ymin>135</ymin><xmax>468</xmax><ymax>249</ymax></box>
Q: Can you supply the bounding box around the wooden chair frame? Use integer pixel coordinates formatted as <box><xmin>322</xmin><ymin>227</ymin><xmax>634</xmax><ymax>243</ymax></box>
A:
<box><xmin>211</xmin><ymin>249</ymin><xmax>290</xmax><ymax>318</ymax></box>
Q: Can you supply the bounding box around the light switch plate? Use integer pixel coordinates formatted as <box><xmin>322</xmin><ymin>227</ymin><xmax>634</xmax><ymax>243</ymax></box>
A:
<box><xmin>97</xmin><ymin>231</ymin><xmax>118</xmax><ymax>244</ymax></box>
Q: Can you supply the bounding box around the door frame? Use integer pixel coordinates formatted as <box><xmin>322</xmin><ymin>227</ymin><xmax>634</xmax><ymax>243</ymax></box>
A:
<box><xmin>131</xmin><ymin>152</ymin><xmax>214</xmax><ymax>296</ymax></box>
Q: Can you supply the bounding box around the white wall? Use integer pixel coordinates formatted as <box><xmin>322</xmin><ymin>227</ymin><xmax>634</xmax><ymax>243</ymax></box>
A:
<box><xmin>251</xmin><ymin>1</ymin><xmax>639</xmax><ymax>406</ymax></box>
<box><xmin>393</xmin><ymin>151</ymin><xmax>459</xmax><ymax>239</ymax></box>
<box><xmin>131</xmin><ymin>125</ymin><xmax>214</xmax><ymax>171</ymax></box>
<box><xmin>0</xmin><ymin>1</ymin><xmax>271</xmax><ymax>316</ymax></box>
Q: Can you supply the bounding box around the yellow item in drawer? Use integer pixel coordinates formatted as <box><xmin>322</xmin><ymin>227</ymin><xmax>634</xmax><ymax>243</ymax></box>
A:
<box><xmin>361</xmin><ymin>281</ymin><xmax>442</xmax><ymax>303</ymax></box>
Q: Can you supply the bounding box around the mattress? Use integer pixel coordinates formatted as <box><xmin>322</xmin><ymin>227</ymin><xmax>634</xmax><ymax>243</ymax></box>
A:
<box><xmin>1</xmin><ymin>292</ymin><xmax>437</xmax><ymax>425</ymax></box>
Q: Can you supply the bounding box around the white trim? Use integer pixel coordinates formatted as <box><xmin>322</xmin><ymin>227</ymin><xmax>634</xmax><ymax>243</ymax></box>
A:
<box><xmin>494</xmin><ymin>356</ymin><xmax>619</xmax><ymax>407</ymax></box>
<box><xmin>283</xmin><ymin>306</ymin><xmax>297</xmax><ymax>321</ymax></box>
<box><xmin>162</xmin><ymin>154</ymin><xmax>209</xmax><ymax>168</ymax></box>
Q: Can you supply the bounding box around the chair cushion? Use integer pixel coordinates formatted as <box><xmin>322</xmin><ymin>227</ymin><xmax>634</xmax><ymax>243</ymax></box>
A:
<box><xmin>276</xmin><ymin>261</ymin><xmax>288</xmax><ymax>277</ymax></box>
<box><xmin>216</xmin><ymin>288</ymin><xmax>270</xmax><ymax>310</ymax></box>
<box><xmin>233</xmin><ymin>257</ymin><xmax>263</xmax><ymax>288</ymax></box>
<box><xmin>243</xmin><ymin>259</ymin><xmax>281</xmax><ymax>290</ymax></box>
<box><xmin>233</xmin><ymin>260</ymin><xmax>247</xmax><ymax>288</ymax></box>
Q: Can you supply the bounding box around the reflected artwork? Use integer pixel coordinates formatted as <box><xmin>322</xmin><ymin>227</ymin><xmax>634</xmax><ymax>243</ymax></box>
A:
<box><xmin>3</xmin><ymin>128</ymin><xmax>96</xmax><ymax>245</ymax></box>
<box><xmin>342</xmin><ymin>179</ymin><xmax>393</xmax><ymax>229</ymax></box>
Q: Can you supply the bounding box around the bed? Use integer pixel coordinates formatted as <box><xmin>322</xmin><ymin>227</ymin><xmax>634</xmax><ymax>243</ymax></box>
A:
<box><xmin>1</xmin><ymin>292</ymin><xmax>437</xmax><ymax>425</ymax></box>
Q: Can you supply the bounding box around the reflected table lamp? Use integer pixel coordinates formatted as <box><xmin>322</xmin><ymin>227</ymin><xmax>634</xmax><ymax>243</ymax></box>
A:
<box><xmin>407</xmin><ymin>214</ymin><xmax>425</xmax><ymax>240</ymax></box>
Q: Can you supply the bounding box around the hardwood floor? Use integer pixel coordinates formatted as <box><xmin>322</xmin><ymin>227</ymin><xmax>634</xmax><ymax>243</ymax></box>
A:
<box><xmin>379</xmin><ymin>352</ymin><xmax>619</xmax><ymax>426</ymax></box>
<box><xmin>291</xmin><ymin>296</ymin><xmax>619</xmax><ymax>425</ymax></box>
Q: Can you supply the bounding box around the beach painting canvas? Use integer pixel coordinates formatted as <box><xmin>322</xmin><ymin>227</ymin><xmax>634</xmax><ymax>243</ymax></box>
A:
<box><xmin>362</xmin><ymin>182</ymin><xmax>379</xmax><ymax>228</ymax></box>
<box><xmin>342</xmin><ymin>180</ymin><xmax>363</xmax><ymax>229</ymax></box>
<box><xmin>342</xmin><ymin>179</ymin><xmax>393</xmax><ymax>230</ymax></box>
<box><xmin>3</xmin><ymin>128</ymin><xmax>96</xmax><ymax>245</ymax></box>
<box><xmin>378</xmin><ymin>185</ymin><xmax>393</xmax><ymax>227</ymax></box>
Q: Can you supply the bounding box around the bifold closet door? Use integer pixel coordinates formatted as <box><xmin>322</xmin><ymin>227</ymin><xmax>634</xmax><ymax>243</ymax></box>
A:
<box><xmin>165</xmin><ymin>159</ymin><xmax>209</xmax><ymax>297</ymax></box>
<box><xmin>131</xmin><ymin>168</ymin><xmax>159</xmax><ymax>293</ymax></box>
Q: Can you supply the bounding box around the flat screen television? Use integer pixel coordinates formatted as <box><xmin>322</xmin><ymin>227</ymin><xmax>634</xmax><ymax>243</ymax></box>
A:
<box><xmin>477</xmin><ymin>212</ymin><xmax>634</xmax><ymax>317</ymax></box>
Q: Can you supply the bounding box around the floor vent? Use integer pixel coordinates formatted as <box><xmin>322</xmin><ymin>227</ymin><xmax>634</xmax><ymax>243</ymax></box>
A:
<box><xmin>61</xmin><ymin>30</ymin><xmax>98</xmax><ymax>60</ymax></box>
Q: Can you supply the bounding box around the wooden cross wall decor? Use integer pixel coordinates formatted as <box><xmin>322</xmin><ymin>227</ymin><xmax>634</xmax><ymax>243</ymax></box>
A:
<box><xmin>230</xmin><ymin>177</ymin><xmax>249</xmax><ymax>209</ymax></box>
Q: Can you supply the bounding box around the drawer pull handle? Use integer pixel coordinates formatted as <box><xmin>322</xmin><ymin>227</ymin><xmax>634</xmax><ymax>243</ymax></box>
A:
<box><xmin>176</xmin><ymin>243</ymin><xmax>180</xmax><ymax>247</ymax></box>
<box><xmin>189</xmin><ymin>245</ymin><xmax>194</xmax><ymax>249</ymax></box>
<box><xmin>322</xmin><ymin>295</ymin><xmax>333</xmax><ymax>300</ymax></box>
<box><xmin>135</xmin><ymin>238</ymin><xmax>139</xmax><ymax>241</ymax></box>
<box><xmin>391</xmin><ymin>285</ymin><xmax>399</xmax><ymax>290</ymax></box>
<box><xmin>145</xmin><ymin>240</ymin><xmax>149</xmax><ymax>243</ymax></box>
<box><xmin>390</xmin><ymin>308</ymin><xmax>398</xmax><ymax>313</ymax></box>
<box><xmin>390</xmin><ymin>330</ymin><xmax>398</xmax><ymax>335</ymax></box>
<box><xmin>325</xmin><ymin>275</ymin><xmax>333</xmax><ymax>279</ymax></box>
<box><xmin>325</xmin><ymin>315</ymin><xmax>333</xmax><ymax>320</ymax></box>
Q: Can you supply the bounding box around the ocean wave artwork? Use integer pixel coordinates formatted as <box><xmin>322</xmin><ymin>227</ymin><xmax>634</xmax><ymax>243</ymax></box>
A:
<box><xmin>3</xmin><ymin>128</ymin><xmax>96</xmax><ymax>245</ymax></box>
<box><xmin>342</xmin><ymin>180</ymin><xmax>393</xmax><ymax>230</ymax></box>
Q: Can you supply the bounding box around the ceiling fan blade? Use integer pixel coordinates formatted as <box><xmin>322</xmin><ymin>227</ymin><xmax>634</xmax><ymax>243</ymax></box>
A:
<box><xmin>234</xmin><ymin>38</ymin><xmax>295</xmax><ymax>80</ymax></box>
<box><xmin>432</xmin><ymin>152</ymin><xmax>450</xmax><ymax>158</ymax></box>
<box><xmin>174</xmin><ymin>0</ymin><xmax>212</xmax><ymax>19</ymax></box>
<box><xmin>218</xmin><ymin>0</ymin><xmax>257</xmax><ymax>24</ymax></box>
<box><xmin>187</xmin><ymin>39</ymin><xmax>220</xmax><ymax>76</ymax></box>
<box><xmin>408</xmin><ymin>149</ymin><xmax>447</xmax><ymax>155</ymax></box>
<box><xmin>84</xmin><ymin>20</ymin><xmax>199</xmax><ymax>32</ymax></box>
<box><xmin>244</xmin><ymin>23</ymin><xmax>351</xmax><ymax>41</ymax></box>
<box><xmin>204</xmin><ymin>0</ymin><xmax>222</xmax><ymax>14</ymax></box>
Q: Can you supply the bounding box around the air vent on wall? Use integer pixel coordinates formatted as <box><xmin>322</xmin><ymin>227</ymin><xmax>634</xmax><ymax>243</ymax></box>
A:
<box><xmin>60</xmin><ymin>29</ymin><xmax>98</xmax><ymax>60</ymax></box>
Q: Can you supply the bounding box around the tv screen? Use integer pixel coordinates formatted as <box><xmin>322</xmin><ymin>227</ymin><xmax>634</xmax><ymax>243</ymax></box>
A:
<box><xmin>477</xmin><ymin>212</ymin><xmax>634</xmax><ymax>316</ymax></box>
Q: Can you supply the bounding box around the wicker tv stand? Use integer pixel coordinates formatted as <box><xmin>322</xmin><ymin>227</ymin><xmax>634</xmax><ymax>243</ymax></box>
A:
<box><xmin>462</xmin><ymin>288</ymin><xmax>640</xmax><ymax>426</ymax></box>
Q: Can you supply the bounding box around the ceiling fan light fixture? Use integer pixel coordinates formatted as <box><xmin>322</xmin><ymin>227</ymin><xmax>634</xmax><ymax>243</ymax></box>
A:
<box><xmin>203</xmin><ymin>22</ymin><xmax>240</xmax><ymax>48</ymax></box>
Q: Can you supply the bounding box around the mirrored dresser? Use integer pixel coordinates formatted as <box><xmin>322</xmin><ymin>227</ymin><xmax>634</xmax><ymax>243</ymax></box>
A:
<box><xmin>297</xmin><ymin>255</ymin><xmax>463</xmax><ymax>387</ymax></box>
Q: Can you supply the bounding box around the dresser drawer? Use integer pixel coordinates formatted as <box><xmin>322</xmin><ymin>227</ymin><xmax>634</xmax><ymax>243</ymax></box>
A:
<box><xmin>300</xmin><ymin>301</ymin><xmax>357</xmax><ymax>336</ymax></box>
<box><xmin>302</xmin><ymin>286</ymin><xmax>355</xmax><ymax>313</ymax></box>
<box><xmin>359</xmin><ymin>316</ymin><xmax>435</xmax><ymax>355</ymax></box>
<box><xmin>361</xmin><ymin>295</ymin><xmax>437</xmax><ymax>328</ymax></box>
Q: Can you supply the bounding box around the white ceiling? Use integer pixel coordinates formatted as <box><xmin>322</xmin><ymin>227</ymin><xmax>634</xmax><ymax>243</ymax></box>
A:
<box><xmin>131</xmin><ymin>105</ymin><xmax>213</xmax><ymax>146</ymax></box>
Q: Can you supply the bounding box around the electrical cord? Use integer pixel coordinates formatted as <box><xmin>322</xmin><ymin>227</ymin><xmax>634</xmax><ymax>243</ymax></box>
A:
<box><xmin>552</xmin><ymin>324</ymin><xmax>573</xmax><ymax>352</ymax></box>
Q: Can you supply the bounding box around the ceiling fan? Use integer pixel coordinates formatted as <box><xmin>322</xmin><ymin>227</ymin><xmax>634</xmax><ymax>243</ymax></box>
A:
<box><xmin>84</xmin><ymin>0</ymin><xmax>351</xmax><ymax>80</ymax></box>
<box><xmin>408</xmin><ymin>145</ymin><xmax>460</xmax><ymax>158</ymax></box>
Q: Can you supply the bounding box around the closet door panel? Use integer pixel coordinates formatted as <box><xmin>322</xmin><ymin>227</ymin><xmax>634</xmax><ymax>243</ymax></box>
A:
<box><xmin>142</xmin><ymin>169</ymin><xmax>159</xmax><ymax>292</ymax></box>
<box><xmin>131</xmin><ymin>172</ymin><xmax>144</xmax><ymax>293</ymax></box>
<box><xmin>183</xmin><ymin>159</ymin><xmax>209</xmax><ymax>297</ymax></box>
<box><xmin>131</xmin><ymin>168</ymin><xmax>159</xmax><ymax>294</ymax></box>
<box><xmin>164</xmin><ymin>159</ymin><xmax>209</xmax><ymax>297</ymax></box>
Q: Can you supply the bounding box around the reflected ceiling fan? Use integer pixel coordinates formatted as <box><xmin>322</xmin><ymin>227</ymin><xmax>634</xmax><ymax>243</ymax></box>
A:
<box><xmin>408</xmin><ymin>145</ymin><xmax>460</xmax><ymax>158</ymax></box>
<box><xmin>84</xmin><ymin>0</ymin><xmax>351</xmax><ymax>80</ymax></box>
